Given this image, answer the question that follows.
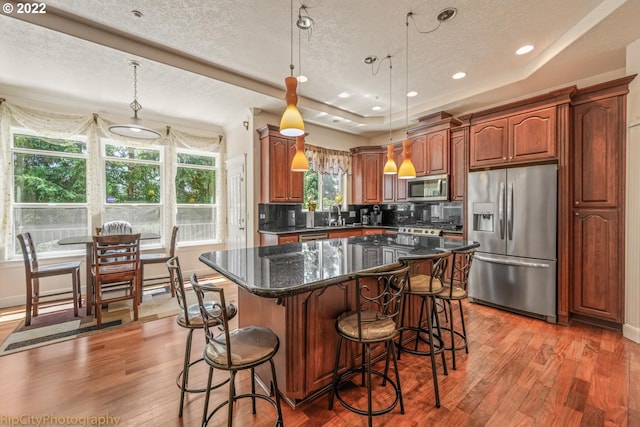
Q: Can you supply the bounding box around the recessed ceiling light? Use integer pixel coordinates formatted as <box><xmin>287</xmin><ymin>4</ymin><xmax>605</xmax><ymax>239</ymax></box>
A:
<box><xmin>452</xmin><ymin>72</ymin><xmax>466</xmax><ymax>80</ymax></box>
<box><xmin>407</xmin><ymin>91</ymin><xmax>418</xmax><ymax>98</ymax></box>
<box><xmin>338</xmin><ymin>92</ymin><xmax>350</xmax><ymax>98</ymax></box>
<box><xmin>372</xmin><ymin>106</ymin><xmax>382</xmax><ymax>111</ymax></box>
<box><xmin>516</xmin><ymin>45</ymin><xmax>534</xmax><ymax>55</ymax></box>
<box><xmin>297</xmin><ymin>75</ymin><xmax>308</xmax><ymax>83</ymax></box>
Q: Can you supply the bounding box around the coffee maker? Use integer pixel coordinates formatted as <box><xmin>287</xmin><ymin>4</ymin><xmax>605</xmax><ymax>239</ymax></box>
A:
<box><xmin>371</xmin><ymin>205</ymin><xmax>382</xmax><ymax>226</ymax></box>
<box><xmin>360</xmin><ymin>208</ymin><xmax>370</xmax><ymax>225</ymax></box>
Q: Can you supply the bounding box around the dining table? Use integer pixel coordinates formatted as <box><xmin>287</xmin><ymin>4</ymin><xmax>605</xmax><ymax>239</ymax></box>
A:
<box><xmin>58</xmin><ymin>232</ymin><xmax>160</xmax><ymax>315</ymax></box>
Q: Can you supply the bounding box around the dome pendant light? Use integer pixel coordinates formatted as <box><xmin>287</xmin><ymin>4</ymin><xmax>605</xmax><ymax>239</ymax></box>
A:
<box><xmin>280</xmin><ymin>0</ymin><xmax>305</xmax><ymax>137</ymax></box>
<box><xmin>108</xmin><ymin>60</ymin><xmax>161</xmax><ymax>140</ymax></box>
<box><xmin>291</xmin><ymin>135</ymin><xmax>309</xmax><ymax>171</ymax></box>
<box><xmin>382</xmin><ymin>55</ymin><xmax>397</xmax><ymax>175</ymax></box>
<box><xmin>398</xmin><ymin>13</ymin><xmax>416</xmax><ymax>179</ymax></box>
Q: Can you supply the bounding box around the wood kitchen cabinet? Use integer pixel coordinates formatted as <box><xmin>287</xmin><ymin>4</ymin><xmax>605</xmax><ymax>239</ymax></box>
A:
<box><xmin>450</xmin><ymin>128</ymin><xmax>467</xmax><ymax>201</ymax></box>
<box><xmin>351</xmin><ymin>147</ymin><xmax>382</xmax><ymax>204</ymax></box>
<box><xmin>569</xmin><ymin>76</ymin><xmax>633</xmax><ymax>327</ymax></box>
<box><xmin>382</xmin><ymin>146</ymin><xmax>407</xmax><ymax>203</ymax></box>
<box><xmin>328</xmin><ymin>229</ymin><xmax>363</xmax><ymax>239</ymax></box>
<box><xmin>260</xmin><ymin>233</ymin><xmax>300</xmax><ymax>246</ymax></box>
<box><xmin>425</xmin><ymin>129</ymin><xmax>449</xmax><ymax>175</ymax></box>
<box><xmin>469</xmin><ymin>106</ymin><xmax>556</xmax><ymax>169</ymax></box>
<box><xmin>258</xmin><ymin>125</ymin><xmax>303</xmax><ymax>203</ymax></box>
<box><xmin>571</xmin><ymin>209</ymin><xmax>622</xmax><ymax>323</ymax></box>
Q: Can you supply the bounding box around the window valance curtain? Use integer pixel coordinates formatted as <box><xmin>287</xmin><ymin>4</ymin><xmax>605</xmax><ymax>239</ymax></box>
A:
<box><xmin>304</xmin><ymin>144</ymin><xmax>351</xmax><ymax>175</ymax></box>
<box><xmin>0</xmin><ymin>100</ymin><xmax>225</xmax><ymax>254</ymax></box>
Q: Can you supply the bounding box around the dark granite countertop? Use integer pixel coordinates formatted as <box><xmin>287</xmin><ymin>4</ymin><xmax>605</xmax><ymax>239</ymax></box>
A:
<box><xmin>257</xmin><ymin>225</ymin><xmax>399</xmax><ymax>235</ymax></box>
<box><xmin>199</xmin><ymin>235</ymin><xmax>479</xmax><ymax>298</ymax></box>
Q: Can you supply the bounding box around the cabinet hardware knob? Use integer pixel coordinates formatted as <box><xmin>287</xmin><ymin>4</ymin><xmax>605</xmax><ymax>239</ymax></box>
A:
<box><xmin>575</xmin><ymin>212</ymin><xmax>579</xmax><ymax>216</ymax></box>
<box><xmin>503</xmin><ymin>157</ymin><xmax>507</xmax><ymax>160</ymax></box>
<box><xmin>575</xmin><ymin>201</ymin><xmax>579</xmax><ymax>205</ymax></box>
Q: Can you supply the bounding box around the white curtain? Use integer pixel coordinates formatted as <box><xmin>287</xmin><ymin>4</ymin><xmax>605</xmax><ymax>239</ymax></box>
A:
<box><xmin>0</xmin><ymin>100</ymin><xmax>226</xmax><ymax>256</ymax></box>
<box><xmin>305</xmin><ymin>144</ymin><xmax>351</xmax><ymax>175</ymax></box>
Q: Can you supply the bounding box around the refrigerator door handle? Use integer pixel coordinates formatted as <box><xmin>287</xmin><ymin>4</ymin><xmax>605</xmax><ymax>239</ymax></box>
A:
<box><xmin>498</xmin><ymin>182</ymin><xmax>505</xmax><ymax>240</ymax></box>
<box><xmin>507</xmin><ymin>182</ymin><xmax>513</xmax><ymax>240</ymax></box>
<box><xmin>475</xmin><ymin>254</ymin><xmax>551</xmax><ymax>268</ymax></box>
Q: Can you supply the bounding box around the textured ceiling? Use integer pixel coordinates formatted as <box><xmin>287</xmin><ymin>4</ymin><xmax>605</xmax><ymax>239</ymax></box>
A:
<box><xmin>1</xmin><ymin>0</ymin><xmax>639</xmax><ymax>137</ymax></box>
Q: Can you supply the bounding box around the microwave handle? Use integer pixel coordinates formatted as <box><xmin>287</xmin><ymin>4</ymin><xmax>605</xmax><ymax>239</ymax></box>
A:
<box><xmin>438</xmin><ymin>179</ymin><xmax>442</xmax><ymax>195</ymax></box>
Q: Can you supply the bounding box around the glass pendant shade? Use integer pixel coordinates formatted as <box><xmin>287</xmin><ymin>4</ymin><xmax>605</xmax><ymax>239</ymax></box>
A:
<box><xmin>108</xmin><ymin>113</ymin><xmax>161</xmax><ymax>140</ymax></box>
<box><xmin>398</xmin><ymin>139</ymin><xmax>417</xmax><ymax>179</ymax></box>
<box><xmin>280</xmin><ymin>76</ymin><xmax>305</xmax><ymax>136</ymax></box>
<box><xmin>291</xmin><ymin>135</ymin><xmax>309</xmax><ymax>171</ymax></box>
<box><xmin>383</xmin><ymin>145</ymin><xmax>398</xmax><ymax>174</ymax></box>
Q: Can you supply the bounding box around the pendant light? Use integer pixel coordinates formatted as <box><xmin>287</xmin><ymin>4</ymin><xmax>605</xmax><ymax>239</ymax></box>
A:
<box><xmin>383</xmin><ymin>55</ymin><xmax>398</xmax><ymax>175</ymax></box>
<box><xmin>280</xmin><ymin>0</ymin><xmax>305</xmax><ymax>137</ymax></box>
<box><xmin>398</xmin><ymin>13</ymin><xmax>416</xmax><ymax>179</ymax></box>
<box><xmin>291</xmin><ymin>135</ymin><xmax>309</xmax><ymax>171</ymax></box>
<box><xmin>108</xmin><ymin>60</ymin><xmax>161</xmax><ymax>140</ymax></box>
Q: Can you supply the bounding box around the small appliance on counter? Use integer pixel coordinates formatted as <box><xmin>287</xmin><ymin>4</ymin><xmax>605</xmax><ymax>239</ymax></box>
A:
<box><xmin>361</xmin><ymin>208</ymin><xmax>370</xmax><ymax>225</ymax></box>
<box><xmin>306</xmin><ymin>211</ymin><xmax>314</xmax><ymax>228</ymax></box>
<box><xmin>371</xmin><ymin>205</ymin><xmax>382</xmax><ymax>226</ymax></box>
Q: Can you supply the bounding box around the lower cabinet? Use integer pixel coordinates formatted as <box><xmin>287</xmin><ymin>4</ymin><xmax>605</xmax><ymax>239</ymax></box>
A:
<box><xmin>571</xmin><ymin>209</ymin><xmax>623</xmax><ymax>323</ymax></box>
<box><xmin>328</xmin><ymin>229</ymin><xmax>363</xmax><ymax>239</ymax></box>
<box><xmin>260</xmin><ymin>233</ymin><xmax>299</xmax><ymax>246</ymax></box>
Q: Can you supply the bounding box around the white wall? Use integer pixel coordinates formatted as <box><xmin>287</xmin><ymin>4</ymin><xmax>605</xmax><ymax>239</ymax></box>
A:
<box><xmin>624</xmin><ymin>38</ymin><xmax>640</xmax><ymax>343</ymax></box>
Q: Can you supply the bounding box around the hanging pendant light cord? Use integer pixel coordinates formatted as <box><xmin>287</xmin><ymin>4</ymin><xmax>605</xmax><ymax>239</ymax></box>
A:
<box><xmin>388</xmin><ymin>56</ymin><xmax>392</xmax><ymax>144</ymax></box>
<box><xmin>405</xmin><ymin>13</ymin><xmax>410</xmax><ymax>138</ymax></box>
<box><xmin>290</xmin><ymin>0</ymin><xmax>295</xmax><ymax>77</ymax></box>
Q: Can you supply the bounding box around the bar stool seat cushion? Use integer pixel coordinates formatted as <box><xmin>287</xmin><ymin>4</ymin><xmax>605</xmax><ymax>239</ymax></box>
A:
<box><xmin>337</xmin><ymin>310</ymin><xmax>398</xmax><ymax>341</ymax></box>
<box><xmin>408</xmin><ymin>274</ymin><xmax>444</xmax><ymax>294</ymax></box>
<box><xmin>177</xmin><ymin>302</ymin><xmax>237</xmax><ymax>329</ymax></box>
<box><xmin>205</xmin><ymin>326</ymin><xmax>278</xmax><ymax>367</ymax></box>
<box><xmin>440</xmin><ymin>285</ymin><xmax>467</xmax><ymax>300</ymax></box>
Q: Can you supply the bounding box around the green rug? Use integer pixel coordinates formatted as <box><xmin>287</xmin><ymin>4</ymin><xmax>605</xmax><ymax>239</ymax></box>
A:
<box><xmin>0</xmin><ymin>275</ymin><xmax>233</xmax><ymax>356</ymax></box>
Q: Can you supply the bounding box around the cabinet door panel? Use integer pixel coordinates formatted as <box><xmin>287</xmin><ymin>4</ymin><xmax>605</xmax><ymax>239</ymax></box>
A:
<box><xmin>394</xmin><ymin>147</ymin><xmax>408</xmax><ymax>201</ymax></box>
<box><xmin>572</xmin><ymin>98</ymin><xmax>620</xmax><ymax>208</ymax></box>
<box><xmin>426</xmin><ymin>130</ymin><xmax>449</xmax><ymax>175</ymax></box>
<box><xmin>411</xmin><ymin>135</ymin><xmax>427</xmax><ymax>176</ymax></box>
<box><xmin>270</xmin><ymin>138</ymin><xmax>290</xmax><ymax>202</ymax></box>
<box><xmin>470</xmin><ymin>118</ymin><xmax>508</xmax><ymax>168</ymax></box>
<box><xmin>451</xmin><ymin>129</ymin><xmax>466</xmax><ymax>201</ymax></box>
<box><xmin>363</xmin><ymin>153</ymin><xmax>382</xmax><ymax>203</ymax></box>
<box><xmin>571</xmin><ymin>210</ymin><xmax>622</xmax><ymax>322</ymax></box>
<box><xmin>288</xmin><ymin>142</ymin><xmax>303</xmax><ymax>202</ymax></box>
<box><xmin>509</xmin><ymin>107</ymin><xmax>556</xmax><ymax>162</ymax></box>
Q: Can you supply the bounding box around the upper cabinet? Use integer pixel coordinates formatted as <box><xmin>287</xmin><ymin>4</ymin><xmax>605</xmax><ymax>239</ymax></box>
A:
<box><xmin>258</xmin><ymin>125</ymin><xmax>303</xmax><ymax>203</ymax></box>
<box><xmin>382</xmin><ymin>146</ymin><xmax>408</xmax><ymax>203</ymax></box>
<box><xmin>408</xmin><ymin>112</ymin><xmax>460</xmax><ymax>177</ymax></box>
<box><xmin>425</xmin><ymin>130</ymin><xmax>449</xmax><ymax>175</ymax></box>
<box><xmin>450</xmin><ymin>128</ymin><xmax>467</xmax><ymax>202</ymax></box>
<box><xmin>351</xmin><ymin>147</ymin><xmax>383</xmax><ymax>204</ymax></box>
<box><xmin>470</xmin><ymin>106</ymin><xmax>557</xmax><ymax>168</ymax></box>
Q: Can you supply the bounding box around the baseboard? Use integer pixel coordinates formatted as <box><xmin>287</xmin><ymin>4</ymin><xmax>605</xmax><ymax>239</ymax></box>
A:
<box><xmin>623</xmin><ymin>323</ymin><xmax>640</xmax><ymax>343</ymax></box>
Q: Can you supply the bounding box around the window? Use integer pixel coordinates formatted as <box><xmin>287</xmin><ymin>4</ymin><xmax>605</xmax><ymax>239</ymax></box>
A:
<box><xmin>175</xmin><ymin>149</ymin><xmax>219</xmax><ymax>243</ymax></box>
<box><xmin>303</xmin><ymin>170</ymin><xmax>346</xmax><ymax>210</ymax></box>
<box><xmin>103</xmin><ymin>142</ymin><xmax>162</xmax><ymax>240</ymax></box>
<box><xmin>12</xmin><ymin>130</ymin><xmax>88</xmax><ymax>255</ymax></box>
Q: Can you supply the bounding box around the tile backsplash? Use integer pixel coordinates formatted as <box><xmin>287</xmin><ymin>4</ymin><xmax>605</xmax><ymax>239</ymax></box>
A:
<box><xmin>258</xmin><ymin>201</ymin><xmax>463</xmax><ymax>230</ymax></box>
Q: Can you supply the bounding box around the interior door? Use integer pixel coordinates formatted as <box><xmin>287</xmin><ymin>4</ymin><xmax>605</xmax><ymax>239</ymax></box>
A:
<box><xmin>226</xmin><ymin>154</ymin><xmax>247</xmax><ymax>250</ymax></box>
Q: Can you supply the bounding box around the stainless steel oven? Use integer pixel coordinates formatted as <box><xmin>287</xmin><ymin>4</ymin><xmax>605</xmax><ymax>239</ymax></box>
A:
<box><xmin>407</xmin><ymin>174</ymin><xmax>449</xmax><ymax>201</ymax></box>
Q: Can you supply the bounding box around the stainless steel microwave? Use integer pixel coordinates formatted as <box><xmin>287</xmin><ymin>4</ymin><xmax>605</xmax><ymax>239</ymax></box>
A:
<box><xmin>407</xmin><ymin>174</ymin><xmax>449</xmax><ymax>201</ymax></box>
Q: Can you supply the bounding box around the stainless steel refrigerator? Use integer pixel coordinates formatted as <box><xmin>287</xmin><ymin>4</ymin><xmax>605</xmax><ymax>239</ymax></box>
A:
<box><xmin>467</xmin><ymin>164</ymin><xmax>557</xmax><ymax>323</ymax></box>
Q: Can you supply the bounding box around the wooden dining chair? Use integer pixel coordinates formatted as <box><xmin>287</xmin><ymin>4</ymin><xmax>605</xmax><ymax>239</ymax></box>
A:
<box><xmin>91</xmin><ymin>233</ymin><xmax>140</xmax><ymax>329</ymax></box>
<box><xmin>139</xmin><ymin>225</ymin><xmax>179</xmax><ymax>302</ymax></box>
<box><xmin>17</xmin><ymin>232</ymin><xmax>82</xmax><ymax>326</ymax></box>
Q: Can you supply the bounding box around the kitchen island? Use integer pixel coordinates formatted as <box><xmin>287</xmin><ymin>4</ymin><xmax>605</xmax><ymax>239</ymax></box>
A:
<box><xmin>199</xmin><ymin>234</ymin><xmax>479</xmax><ymax>408</ymax></box>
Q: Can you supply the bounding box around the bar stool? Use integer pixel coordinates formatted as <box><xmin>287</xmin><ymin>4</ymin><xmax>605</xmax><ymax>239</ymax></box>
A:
<box><xmin>438</xmin><ymin>248</ymin><xmax>476</xmax><ymax>370</ymax></box>
<box><xmin>396</xmin><ymin>251</ymin><xmax>450</xmax><ymax>408</ymax></box>
<box><xmin>190</xmin><ymin>273</ymin><xmax>284</xmax><ymax>427</ymax></box>
<box><xmin>328</xmin><ymin>265</ymin><xmax>409</xmax><ymax>427</ymax></box>
<box><xmin>166</xmin><ymin>257</ymin><xmax>237</xmax><ymax>417</ymax></box>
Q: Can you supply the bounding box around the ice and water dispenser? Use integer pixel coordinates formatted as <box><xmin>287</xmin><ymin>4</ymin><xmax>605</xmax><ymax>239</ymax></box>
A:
<box><xmin>472</xmin><ymin>202</ymin><xmax>494</xmax><ymax>232</ymax></box>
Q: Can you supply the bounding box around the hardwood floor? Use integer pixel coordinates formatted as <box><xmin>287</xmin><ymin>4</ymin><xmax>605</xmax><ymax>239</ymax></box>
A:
<box><xmin>0</xmin><ymin>290</ymin><xmax>639</xmax><ymax>427</ymax></box>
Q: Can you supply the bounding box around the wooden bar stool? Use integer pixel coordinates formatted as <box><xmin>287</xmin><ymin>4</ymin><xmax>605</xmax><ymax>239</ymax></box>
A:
<box><xmin>396</xmin><ymin>251</ymin><xmax>450</xmax><ymax>408</ymax></box>
<box><xmin>190</xmin><ymin>273</ymin><xmax>284</xmax><ymax>427</ymax></box>
<box><xmin>438</xmin><ymin>248</ymin><xmax>476</xmax><ymax>370</ymax></box>
<box><xmin>166</xmin><ymin>257</ymin><xmax>237</xmax><ymax>417</ymax></box>
<box><xmin>328</xmin><ymin>265</ymin><xmax>409</xmax><ymax>427</ymax></box>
